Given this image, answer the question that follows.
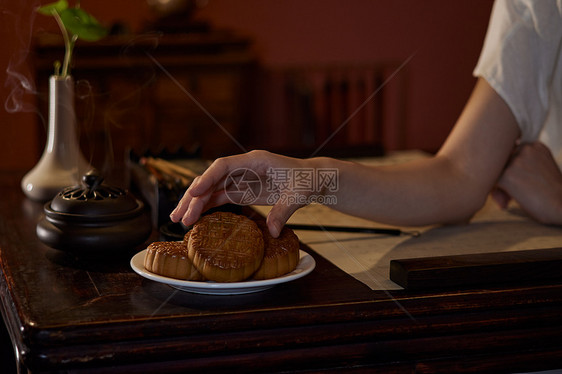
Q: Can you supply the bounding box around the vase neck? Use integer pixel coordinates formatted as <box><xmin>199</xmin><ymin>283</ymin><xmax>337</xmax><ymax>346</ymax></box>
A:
<box><xmin>46</xmin><ymin>76</ymin><xmax>79</xmax><ymax>155</ymax></box>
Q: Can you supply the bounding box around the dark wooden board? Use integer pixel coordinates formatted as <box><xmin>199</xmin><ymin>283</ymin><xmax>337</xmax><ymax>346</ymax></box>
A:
<box><xmin>390</xmin><ymin>247</ymin><xmax>562</xmax><ymax>290</ymax></box>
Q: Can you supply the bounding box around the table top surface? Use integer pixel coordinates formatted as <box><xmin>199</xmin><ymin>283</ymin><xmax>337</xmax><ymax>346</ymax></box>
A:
<box><xmin>2</xmin><ymin>170</ymin><xmax>562</xmax><ymax>373</ymax></box>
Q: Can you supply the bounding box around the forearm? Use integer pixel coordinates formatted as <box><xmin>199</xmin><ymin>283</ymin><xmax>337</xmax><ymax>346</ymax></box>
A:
<box><xmin>312</xmin><ymin>155</ymin><xmax>489</xmax><ymax>226</ymax></box>
<box><xmin>495</xmin><ymin>142</ymin><xmax>562</xmax><ymax>226</ymax></box>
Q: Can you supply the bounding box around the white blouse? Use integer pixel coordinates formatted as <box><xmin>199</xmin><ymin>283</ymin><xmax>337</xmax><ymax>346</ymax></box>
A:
<box><xmin>473</xmin><ymin>0</ymin><xmax>562</xmax><ymax>164</ymax></box>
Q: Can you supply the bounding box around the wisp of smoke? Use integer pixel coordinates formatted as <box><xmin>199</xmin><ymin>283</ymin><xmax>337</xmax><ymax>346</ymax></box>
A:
<box><xmin>3</xmin><ymin>2</ymin><xmax>40</xmax><ymax>115</ymax></box>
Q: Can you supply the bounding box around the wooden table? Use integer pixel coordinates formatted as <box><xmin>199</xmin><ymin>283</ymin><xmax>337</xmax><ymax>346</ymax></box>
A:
<box><xmin>2</xmin><ymin>171</ymin><xmax>562</xmax><ymax>373</ymax></box>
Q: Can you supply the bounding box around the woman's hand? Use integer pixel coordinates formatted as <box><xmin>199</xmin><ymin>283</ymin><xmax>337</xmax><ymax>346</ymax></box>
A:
<box><xmin>493</xmin><ymin>142</ymin><xmax>562</xmax><ymax>225</ymax></box>
<box><xmin>169</xmin><ymin>150</ymin><xmax>322</xmax><ymax>237</ymax></box>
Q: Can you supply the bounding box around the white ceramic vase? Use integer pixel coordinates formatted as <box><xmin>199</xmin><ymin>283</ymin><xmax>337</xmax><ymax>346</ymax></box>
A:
<box><xmin>21</xmin><ymin>75</ymin><xmax>90</xmax><ymax>202</ymax></box>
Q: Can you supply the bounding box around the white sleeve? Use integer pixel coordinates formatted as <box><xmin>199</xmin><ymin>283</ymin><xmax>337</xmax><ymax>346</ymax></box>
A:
<box><xmin>473</xmin><ymin>0</ymin><xmax>562</xmax><ymax>143</ymax></box>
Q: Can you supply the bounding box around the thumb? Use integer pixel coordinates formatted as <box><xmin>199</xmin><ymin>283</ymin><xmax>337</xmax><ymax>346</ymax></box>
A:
<box><xmin>266</xmin><ymin>201</ymin><xmax>302</xmax><ymax>238</ymax></box>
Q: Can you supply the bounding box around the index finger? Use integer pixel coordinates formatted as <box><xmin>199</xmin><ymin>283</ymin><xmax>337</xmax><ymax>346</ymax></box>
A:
<box><xmin>188</xmin><ymin>157</ymin><xmax>238</xmax><ymax>197</ymax></box>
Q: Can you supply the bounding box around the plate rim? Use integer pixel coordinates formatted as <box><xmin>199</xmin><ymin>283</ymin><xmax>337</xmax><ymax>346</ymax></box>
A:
<box><xmin>130</xmin><ymin>248</ymin><xmax>315</xmax><ymax>292</ymax></box>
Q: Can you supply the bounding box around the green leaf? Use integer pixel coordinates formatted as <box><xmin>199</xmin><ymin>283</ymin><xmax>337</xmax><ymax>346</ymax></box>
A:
<box><xmin>59</xmin><ymin>8</ymin><xmax>108</xmax><ymax>42</ymax></box>
<box><xmin>37</xmin><ymin>0</ymin><xmax>69</xmax><ymax>16</ymax></box>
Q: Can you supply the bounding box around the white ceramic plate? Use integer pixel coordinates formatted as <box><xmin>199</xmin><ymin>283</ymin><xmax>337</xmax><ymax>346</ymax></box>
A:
<box><xmin>130</xmin><ymin>249</ymin><xmax>315</xmax><ymax>295</ymax></box>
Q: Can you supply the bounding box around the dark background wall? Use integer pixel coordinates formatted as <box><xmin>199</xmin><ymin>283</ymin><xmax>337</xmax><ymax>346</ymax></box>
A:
<box><xmin>0</xmin><ymin>0</ymin><xmax>494</xmax><ymax>170</ymax></box>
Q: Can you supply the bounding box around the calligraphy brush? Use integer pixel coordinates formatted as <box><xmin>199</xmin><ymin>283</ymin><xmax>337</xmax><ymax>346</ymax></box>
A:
<box><xmin>285</xmin><ymin>224</ymin><xmax>420</xmax><ymax>237</ymax></box>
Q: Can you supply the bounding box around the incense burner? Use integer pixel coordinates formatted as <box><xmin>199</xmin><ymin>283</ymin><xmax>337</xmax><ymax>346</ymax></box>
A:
<box><xmin>37</xmin><ymin>170</ymin><xmax>152</xmax><ymax>255</ymax></box>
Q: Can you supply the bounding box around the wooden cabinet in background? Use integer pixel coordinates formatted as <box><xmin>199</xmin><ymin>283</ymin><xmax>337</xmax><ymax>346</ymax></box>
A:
<box><xmin>33</xmin><ymin>31</ymin><xmax>256</xmax><ymax>169</ymax></box>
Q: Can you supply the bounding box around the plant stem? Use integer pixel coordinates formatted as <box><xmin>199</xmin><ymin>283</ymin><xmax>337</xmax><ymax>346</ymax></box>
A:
<box><xmin>64</xmin><ymin>35</ymin><xmax>78</xmax><ymax>77</ymax></box>
<box><xmin>51</xmin><ymin>8</ymin><xmax>72</xmax><ymax>77</ymax></box>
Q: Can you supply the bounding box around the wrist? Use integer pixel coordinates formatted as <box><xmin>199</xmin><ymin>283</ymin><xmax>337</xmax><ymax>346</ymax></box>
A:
<box><xmin>307</xmin><ymin>157</ymin><xmax>348</xmax><ymax>202</ymax></box>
